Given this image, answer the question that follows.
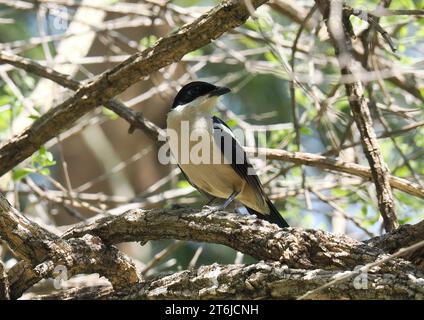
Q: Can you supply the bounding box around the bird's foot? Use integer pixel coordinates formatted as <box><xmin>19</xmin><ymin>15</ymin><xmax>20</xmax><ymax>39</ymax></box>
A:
<box><xmin>201</xmin><ymin>191</ymin><xmax>239</xmax><ymax>215</ymax></box>
<box><xmin>201</xmin><ymin>204</ymin><xmax>224</xmax><ymax>214</ymax></box>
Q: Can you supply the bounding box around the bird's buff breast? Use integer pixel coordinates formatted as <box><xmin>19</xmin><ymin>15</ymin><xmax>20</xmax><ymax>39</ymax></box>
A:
<box><xmin>166</xmin><ymin>113</ymin><xmax>241</xmax><ymax>198</ymax></box>
<box><xmin>166</xmin><ymin>110</ymin><xmax>268</xmax><ymax>212</ymax></box>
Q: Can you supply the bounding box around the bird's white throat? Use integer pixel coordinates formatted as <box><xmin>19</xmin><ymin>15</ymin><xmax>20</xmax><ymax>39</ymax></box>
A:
<box><xmin>166</xmin><ymin>96</ymin><xmax>220</xmax><ymax>166</ymax></box>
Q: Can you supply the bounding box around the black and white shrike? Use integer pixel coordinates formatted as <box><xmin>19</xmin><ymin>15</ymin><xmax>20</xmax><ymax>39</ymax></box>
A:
<box><xmin>166</xmin><ymin>81</ymin><xmax>289</xmax><ymax>228</ymax></box>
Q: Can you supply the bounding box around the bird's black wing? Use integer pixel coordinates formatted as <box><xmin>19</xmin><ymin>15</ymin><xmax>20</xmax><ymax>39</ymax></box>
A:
<box><xmin>212</xmin><ymin>116</ymin><xmax>289</xmax><ymax>228</ymax></box>
<box><xmin>212</xmin><ymin>116</ymin><xmax>266</xmax><ymax>200</ymax></box>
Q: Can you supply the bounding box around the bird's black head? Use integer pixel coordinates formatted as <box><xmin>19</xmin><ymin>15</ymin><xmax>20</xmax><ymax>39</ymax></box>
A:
<box><xmin>172</xmin><ymin>81</ymin><xmax>231</xmax><ymax>109</ymax></box>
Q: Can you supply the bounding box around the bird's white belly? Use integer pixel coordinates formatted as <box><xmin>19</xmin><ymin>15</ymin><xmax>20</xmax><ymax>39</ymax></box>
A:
<box><xmin>179</xmin><ymin>162</ymin><xmax>243</xmax><ymax>199</ymax></box>
<box><xmin>167</xmin><ymin>114</ymin><xmax>240</xmax><ymax>198</ymax></box>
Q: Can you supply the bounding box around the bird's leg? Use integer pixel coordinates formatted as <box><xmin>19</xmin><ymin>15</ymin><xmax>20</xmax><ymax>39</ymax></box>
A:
<box><xmin>205</xmin><ymin>196</ymin><xmax>218</xmax><ymax>206</ymax></box>
<box><xmin>202</xmin><ymin>191</ymin><xmax>240</xmax><ymax>213</ymax></box>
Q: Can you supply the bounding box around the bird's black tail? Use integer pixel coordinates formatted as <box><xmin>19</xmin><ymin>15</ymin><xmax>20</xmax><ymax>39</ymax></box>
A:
<box><xmin>246</xmin><ymin>199</ymin><xmax>289</xmax><ymax>228</ymax></box>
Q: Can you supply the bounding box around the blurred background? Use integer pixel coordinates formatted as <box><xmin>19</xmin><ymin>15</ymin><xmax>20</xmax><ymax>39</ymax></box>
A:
<box><xmin>0</xmin><ymin>0</ymin><xmax>423</xmax><ymax>295</ymax></box>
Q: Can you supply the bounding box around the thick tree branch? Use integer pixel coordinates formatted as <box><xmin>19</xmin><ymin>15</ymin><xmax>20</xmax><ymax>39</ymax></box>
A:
<box><xmin>1</xmin><ymin>193</ymin><xmax>423</xmax><ymax>299</ymax></box>
<box><xmin>366</xmin><ymin>220</ymin><xmax>424</xmax><ymax>268</ymax></box>
<box><xmin>27</xmin><ymin>284</ymin><xmax>113</xmax><ymax>300</ymax></box>
<box><xmin>7</xmin><ymin>260</ymin><xmax>55</xmax><ymax>300</ymax></box>
<box><xmin>62</xmin><ymin>208</ymin><xmax>423</xmax><ymax>275</ymax></box>
<box><xmin>0</xmin><ymin>192</ymin><xmax>56</xmax><ymax>262</ymax></box>
<box><xmin>0</xmin><ymin>260</ymin><xmax>9</xmax><ymax>300</ymax></box>
<box><xmin>0</xmin><ymin>194</ymin><xmax>141</xmax><ymax>298</ymax></box>
<box><xmin>314</xmin><ymin>0</ymin><xmax>398</xmax><ymax>232</ymax></box>
<box><xmin>0</xmin><ymin>51</ymin><xmax>163</xmax><ymax>142</ymax></box>
<box><xmin>30</xmin><ymin>262</ymin><xmax>424</xmax><ymax>300</ymax></box>
<box><xmin>0</xmin><ymin>0</ymin><xmax>268</xmax><ymax>176</ymax></box>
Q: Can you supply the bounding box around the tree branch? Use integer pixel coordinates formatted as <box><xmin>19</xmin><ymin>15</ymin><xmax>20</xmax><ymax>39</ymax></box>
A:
<box><xmin>366</xmin><ymin>220</ymin><xmax>424</xmax><ymax>268</ymax></box>
<box><xmin>0</xmin><ymin>0</ymin><xmax>268</xmax><ymax>176</ymax></box>
<box><xmin>0</xmin><ymin>194</ymin><xmax>141</xmax><ymax>298</ymax></box>
<box><xmin>7</xmin><ymin>260</ymin><xmax>55</xmax><ymax>300</ymax></box>
<box><xmin>0</xmin><ymin>260</ymin><xmax>9</xmax><ymax>300</ymax></box>
<box><xmin>315</xmin><ymin>0</ymin><xmax>398</xmax><ymax>232</ymax></box>
<box><xmin>0</xmin><ymin>50</ymin><xmax>163</xmax><ymax>142</ymax></box>
<box><xmin>248</xmin><ymin>148</ymin><xmax>424</xmax><ymax>198</ymax></box>
<box><xmin>30</xmin><ymin>262</ymin><xmax>424</xmax><ymax>300</ymax></box>
<box><xmin>1</xmin><ymin>192</ymin><xmax>423</xmax><ymax>299</ymax></box>
<box><xmin>0</xmin><ymin>51</ymin><xmax>80</xmax><ymax>90</ymax></box>
<box><xmin>62</xmin><ymin>208</ymin><xmax>423</xmax><ymax>274</ymax></box>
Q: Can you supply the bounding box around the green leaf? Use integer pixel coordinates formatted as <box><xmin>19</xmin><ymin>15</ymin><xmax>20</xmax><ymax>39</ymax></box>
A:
<box><xmin>102</xmin><ymin>107</ymin><xmax>118</xmax><ymax>120</ymax></box>
<box><xmin>331</xmin><ymin>188</ymin><xmax>349</xmax><ymax>197</ymax></box>
<box><xmin>32</xmin><ymin>146</ymin><xmax>56</xmax><ymax>168</ymax></box>
<box><xmin>226</xmin><ymin>119</ymin><xmax>238</xmax><ymax>128</ymax></box>
<box><xmin>12</xmin><ymin>168</ymin><xmax>34</xmax><ymax>181</ymax></box>
<box><xmin>39</xmin><ymin>168</ymin><xmax>51</xmax><ymax>176</ymax></box>
<box><xmin>264</xmin><ymin>52</ymin><xmax>278</xmax><ymax>64</ymax></box>
<box><xmin>28</xmin><ymin>114</ymin><xmax>40</xmax><ymax>120</ymax></box>
<box><xmin>186</xmin><ymin>49</ymin><xmax>203</xmax><ymax>58</ymax></box>
<box><xmin>177</xmin><ymin>180</ymin><xmax>191</xmax><ymax>189</ymax></box>
<box><xmin>300</xmin><ymin>127</ymin><xmax>313</xmax><ymax>136</ymax></box>
<box><xmin>361</xmin><ymin>205</ymin><xmax>368</xmax><ymax>217</ymax></box>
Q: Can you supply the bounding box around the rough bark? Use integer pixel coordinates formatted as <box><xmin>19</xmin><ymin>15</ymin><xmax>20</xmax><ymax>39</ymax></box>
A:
<box><xmin>62</xmin><ymin>208</ymin><xmax>423</xmax><ymax>275</ymax></box>
<box><xmin>0</xmin><ymin>260</ymin><xmax>10</xmax><ymax>300</ymax></box>
<box><xmin>1</xmin><ymin>193</ymin><xmax>423</xmax><ymax>299</ymax></box>
<box><xmin>30</xmin><ymin>262</ymin><xmax>424</xmax><ymax>300</ymax></box>
<box><xmin>0</xmin><ymin>194</ymin><xmax>141</xmax><ymax>299</ymax></box>
<box><xmin>366</xmin><ymin>220</ymin><xmax>424</xmax><ymax>269</ymax></box>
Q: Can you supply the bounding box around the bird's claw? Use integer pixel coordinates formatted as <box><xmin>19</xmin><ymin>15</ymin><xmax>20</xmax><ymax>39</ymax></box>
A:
<box><xmin>201</xmin><ymin>205</ymin><xmax>223</xmax><ymax>214</ymax></box>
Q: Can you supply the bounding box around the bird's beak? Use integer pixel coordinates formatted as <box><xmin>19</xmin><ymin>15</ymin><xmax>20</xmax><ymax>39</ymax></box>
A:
<box><xmin>209</xmin><ymin>86</ymin><xmax>231</xmax><ymax>97</ymax></box>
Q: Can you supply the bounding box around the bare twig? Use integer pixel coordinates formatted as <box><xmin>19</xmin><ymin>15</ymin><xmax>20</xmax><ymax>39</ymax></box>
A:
<box><xmin>141</xmin><ymin>240</ymin><xmax>183</xmax><ymax>276</ymax></box>
<box><xmin>246</xmin><ymin>147</ymin><xmax>424</xmax><ymax>199</ymax></box>
<box><xmin>315</xmin><ymin>0</ymin><xmax>399</xmax><ymax>232</ymax></box>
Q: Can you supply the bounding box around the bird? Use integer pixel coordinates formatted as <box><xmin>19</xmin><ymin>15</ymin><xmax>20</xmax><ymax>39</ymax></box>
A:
<box><xmin>166</xmin><ymin>81</ymin><xmax>289</xmax><ymax>228</ymax></box>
